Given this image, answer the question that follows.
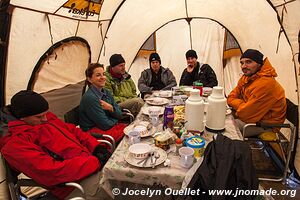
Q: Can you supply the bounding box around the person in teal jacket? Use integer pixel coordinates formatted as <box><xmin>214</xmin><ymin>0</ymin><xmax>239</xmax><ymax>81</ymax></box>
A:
<box><xmin>105</xmin><ymin>54</ymin><xmax>144</xmax><ymax>116</ymax></box>
<box><xmin>79</xmin><ymin>63</ymin><xmax>126</xmax><ymax>142</ymax></box>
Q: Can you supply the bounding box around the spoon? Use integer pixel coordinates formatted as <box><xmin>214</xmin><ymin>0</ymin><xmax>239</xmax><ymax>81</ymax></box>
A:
<box><xmin>152</xmin><ymin>152</ymin><xmax>160</xmax><ymax>168</ymax></box>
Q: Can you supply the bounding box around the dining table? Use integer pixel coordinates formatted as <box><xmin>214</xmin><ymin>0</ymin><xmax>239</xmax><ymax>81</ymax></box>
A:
<box><xmin>98</xmin><ymin>91</ymin><xmax>243</xmax><ymax>200</ymax></box>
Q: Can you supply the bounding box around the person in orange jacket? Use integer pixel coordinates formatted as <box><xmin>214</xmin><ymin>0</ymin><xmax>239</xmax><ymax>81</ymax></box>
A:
<box><xmin>227</xmin><ymin>49</ymin><xmax>286</xmax><ymax>136</ymax></box>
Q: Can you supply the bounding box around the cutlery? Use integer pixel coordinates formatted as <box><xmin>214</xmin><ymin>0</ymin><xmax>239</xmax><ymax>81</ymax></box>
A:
<box><xmin>142</xmin><ymin>152</ymin><xmax>153</xmax><ymax>167</ymax></box>
<box><xmin>152</xmin><ymin>152</ymin><xmax>160</xmax><ymax>168</ymax></box>
<box><xmin>136</xmin><ymin>153</ymin><xmax>151</xmax><ymax>165</ymax></box>
<box><xmin>149</xmin><ymin>152</ymin><xmax>155</xmax><ymax>167</ymax></box>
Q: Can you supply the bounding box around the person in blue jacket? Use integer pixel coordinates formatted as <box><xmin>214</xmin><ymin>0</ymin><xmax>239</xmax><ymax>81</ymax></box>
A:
<box><xmin>79</xmin><ymin>63</ymin><xmax>126</xmax><ymax>142</ymax></box>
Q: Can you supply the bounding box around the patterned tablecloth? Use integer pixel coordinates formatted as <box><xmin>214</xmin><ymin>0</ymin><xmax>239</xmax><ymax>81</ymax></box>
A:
<box><xmin>99</xmin><ymin>102</ymin><xmax>242</xmax><ymax>199</ymax></box>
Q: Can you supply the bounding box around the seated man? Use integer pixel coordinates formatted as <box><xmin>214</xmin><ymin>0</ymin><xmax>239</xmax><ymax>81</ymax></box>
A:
<box><xmin>138</xmin><ymin>52</ymin><xmax>177</xmax><ymax>98</ymax></box>
<box><xmin>227</xmin><ymin>49</ymin><xmax>286</xmax><ymax>136</ymax></box>
<box><xmin>0</xmin><ymin>90</ymin><xmax>110</xmax><ymax>199</ymax></box>
<box><xmin>179</xmin><ymin>49</ymin><xmax>218</xmax><ymax>87</ymax></box>
<box><xmin>105</xmin><ymin>54</ymin><xmax>144</xmax><ymax>116</ymax></box>
<box><xmin>79</xmin><ymin>63</ymin><xmax>126</xmax><ymax>143</ymax></box>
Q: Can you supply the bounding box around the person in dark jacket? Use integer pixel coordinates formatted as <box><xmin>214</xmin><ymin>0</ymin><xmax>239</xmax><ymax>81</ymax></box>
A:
<box><xmin>179</xmin><ymin>50</ymin><xmax>218</xmax><ymax>87</ymax></box>
<box><xmin>0</xmin><ymin>90</ymin><xmax>110</xmax><ymax>199</ymax></box>
<box><xmin>138</xmin><ymin>52</ymin><xmax>177</xmax><ymax>98</ymax></box>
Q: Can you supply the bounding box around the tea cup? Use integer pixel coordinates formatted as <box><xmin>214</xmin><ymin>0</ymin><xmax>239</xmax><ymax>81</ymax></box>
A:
<box><xmin>128</xmin><ymin>130</ymin><xmax>141</xmax><ymax>145</ymax></box>
<box><xmin>133</xmin><ymin>125</ymin><xmax>149</xmax><ymax>137</ymax></box>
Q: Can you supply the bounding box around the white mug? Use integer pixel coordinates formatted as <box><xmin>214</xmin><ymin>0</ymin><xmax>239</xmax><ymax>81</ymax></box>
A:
<box><xmin>128</xmin><ymin>130</ymin><xmax>141</xmax><ymax>146</ymax></box>
<box><xmin>179</xmin><ymin>147</ymin><xmax>194</xmax><ymax>168</ymax></box>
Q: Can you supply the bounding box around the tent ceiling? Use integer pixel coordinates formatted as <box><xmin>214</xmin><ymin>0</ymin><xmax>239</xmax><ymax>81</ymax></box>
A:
<box><xmin>99</xmin><ymin>0</ymin><xmax>298</xmax><ymax>103</ymax></box>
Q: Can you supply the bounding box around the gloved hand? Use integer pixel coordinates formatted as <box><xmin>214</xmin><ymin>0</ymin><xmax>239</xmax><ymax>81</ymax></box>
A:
<box><xmin>92</xmin><ymin>145</ymin><xmax>111</xmax><ymax>168</ymax></box>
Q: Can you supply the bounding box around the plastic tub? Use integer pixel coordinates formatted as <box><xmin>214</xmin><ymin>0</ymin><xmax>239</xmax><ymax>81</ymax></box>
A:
<box><xmin>186</xmin><ymin>137</ymin><xmax>205</xmax><ymax>158</ymax></box>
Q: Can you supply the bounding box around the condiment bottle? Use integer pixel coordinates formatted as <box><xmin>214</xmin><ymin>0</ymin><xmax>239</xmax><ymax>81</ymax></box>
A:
<box><xmin>193</xmin><ymin>81</ymin><xmax>203</xmax><ymax>96</ymax></box>
<box><xmin>163</xmin><ymin>104</ymin><xmax>174</xmax><ymax>130</ymax></box>
<box><xmin>175</xmin><ymin>138</ymin><xmax>183</xmax><ymax>155</ymax></box>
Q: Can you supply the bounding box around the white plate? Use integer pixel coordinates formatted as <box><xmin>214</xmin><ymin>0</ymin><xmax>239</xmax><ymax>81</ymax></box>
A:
<box><xmin>124</xmin><ymin>147</ymin><xmax>167</xmax><ymax>168</ymax></box>
<box><xmin>124</xmin><ymin>122</ymin><xmax>153</xmax><ymax>137</ymax></box>
<box><xmin>141</xmin><ymin>106</ymin><xmax>164</xmax><ymax>116</ymax></box>
<box><xmin>145</xmin><ymin>97</ymin><xmax>169</xmax><ymax>106</ymax></box>
<box><xmin>159</xmin><ymin>91</ymin><xmax>172</xmax><ymax>98</ymax></box>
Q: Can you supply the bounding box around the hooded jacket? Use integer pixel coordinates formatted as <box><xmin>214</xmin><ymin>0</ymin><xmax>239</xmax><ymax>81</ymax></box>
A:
<box><xmin>185</xmin><ymin>134</ymin><xmax>258</xmax><ymax>200</ymax></box>
<box><xmin>105</xmin><ymin>66</ymin><xmax>138</xmax><ymax>103</ymax></box>
<box><xmin>0</xmin><ymin>112</ymin><xmax>100</xmax><ymax>199</ymax></box>
<box><xmin>138</xmin><ymin>66</ymin><xmax>177</xmax><ymax>93</ymax></box>
<box><xmin>227</xmin><ymin>58</ymin><xmax>286</xmax><ymax>124</ymax></box>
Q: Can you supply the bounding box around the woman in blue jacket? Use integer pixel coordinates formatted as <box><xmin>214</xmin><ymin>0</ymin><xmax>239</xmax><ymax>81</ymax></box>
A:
<box><xmin>79</xmin><ymin>63</ymin><xmax>126</xmax><ymax>142</ymax></box>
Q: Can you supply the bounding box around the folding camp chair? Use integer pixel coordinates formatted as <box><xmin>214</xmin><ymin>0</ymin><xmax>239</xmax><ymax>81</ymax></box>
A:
<box><xmin>64</xmin><ymin>105</ymin><xmax>120</xmax><ymax>151</ymax></box>
<box><xmin>3</xmin><ymin>158</ymin><xmax>85</xmax><ymax>200</ymax></box>
<box><xmin>243</xmin><ymin>98</ymin><xmax>297</xmax><ymax>182</ymax></box>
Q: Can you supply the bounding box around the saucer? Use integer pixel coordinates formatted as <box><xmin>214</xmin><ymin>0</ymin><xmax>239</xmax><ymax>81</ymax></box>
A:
<box><xmin>145</xmin><ymin>97</ymin><xmax>169</xmax><ymax>106</ymax></box>
<box><xmin>124</xmin><ymin>147</ymin><xmax>167</xmax><ymax>168</ymax></box>
<box><xmin>141</xmin><ymin>106</ymin><xmax>164</xmax><ymax>116</ymax></box>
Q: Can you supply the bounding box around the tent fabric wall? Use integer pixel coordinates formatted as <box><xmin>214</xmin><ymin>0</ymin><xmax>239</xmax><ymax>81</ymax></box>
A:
<box><xmin>1</xmin><ymin>0</ymin><xmax>299</xmax><ymax>175</ymax></box>
<box><xmin>100</xmin><ymin>0</ymin><xmax>298</xmax><ymax>103</ymax></box>
<box><xmin>130</xmin><ymin>19</ymin><xmax>224</xmax><ymax>89</ymax></box>
<box><xmin>4</xmin><ymin>7</ymin><xmax>106</xmax><ymax>103</ymax></box>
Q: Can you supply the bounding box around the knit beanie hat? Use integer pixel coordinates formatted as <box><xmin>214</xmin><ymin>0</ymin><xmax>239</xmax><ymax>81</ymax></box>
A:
<box><xmin>10</xmin><ymin>90</ymin><xmax>49</xmax><ymax>118</ymax></box>
<box><xmin>240</xmin><ymin>49</ymin><xmax>264</xmax><ymax>65</ymax></box>
<box><xmin>149</xmin><ymin>53</ymin><xmax>161</xmax><ymax>64</ymax></box>
<box><xmin>109</xmin><ymin>54</ymin><xmax>125</xmax><ymax>67</ymax></box>
<box><xmin>185</xmin><ymin>50</ymin><xmax>198</xmax><ymax>59</ymax></box>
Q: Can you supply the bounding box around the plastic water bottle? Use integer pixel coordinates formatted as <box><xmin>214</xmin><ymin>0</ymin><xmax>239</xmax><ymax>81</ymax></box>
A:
<box><xmin>286</xmin><ymin>171</ymin><xmax>300</xmax><ymax>189</ymax></box>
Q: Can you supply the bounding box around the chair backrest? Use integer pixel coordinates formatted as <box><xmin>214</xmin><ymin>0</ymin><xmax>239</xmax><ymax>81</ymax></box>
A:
<box><xmin>286</xmin><ymin>98</ymin><xmax>298</xmax><ymax>128</ymax></box>
<box><xmin>3</xmin><ymin>159</ymin><xmax>42</xmax><ymax>200</ymax></box>
<box><xmin>64</xmin><ymin>106</ymin><xmax>80</xmax><ymax>125</ymax></box>
<box><xmin>286</xmin><ymin>99</ymin><xmax>299</xmax><ymax>171</ymax></box>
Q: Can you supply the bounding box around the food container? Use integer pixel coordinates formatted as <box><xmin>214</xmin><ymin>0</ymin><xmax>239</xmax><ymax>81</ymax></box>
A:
<box><xmin>185</xmin><ymin>137</ymin><xmax>205</xmax><ymax>158</ymax></box>
<box><xmin>154</xmin><ymin>132</ymin><xmax>173</xmax><ymax>150</ymax></box>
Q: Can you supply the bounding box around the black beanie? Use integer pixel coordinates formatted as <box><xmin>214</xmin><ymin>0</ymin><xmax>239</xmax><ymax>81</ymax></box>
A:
<box><xmin>10</xmin><ymin>90</ymin><xmax>49</xmax><ymax>118</ymax></box>
<box><xmin>240</xmin><ymin>49</ymin><xmax>264</xmax><ymax>65</ymax></box>
<box><xmin>109</xmin><ymin>54</ymin><xmax>125</xmax><ymax>67</ymax></box>
<box><xmin>185</xmin><ymin>50</ymin><xmax>198</xmax><ymax>59</ymax></box>
<box><xmin>149</xmin><ymin>53</ymin><xmax>161</xmax><ymax>64</ymax></box>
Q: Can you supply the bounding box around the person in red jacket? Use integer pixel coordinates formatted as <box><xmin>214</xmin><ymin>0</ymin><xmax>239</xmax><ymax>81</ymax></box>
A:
<box><xmin>0</xmin><ymin>90</ymin><xmax>110</xmax><ymax>200</ymax></box>
<box><xmin>227</xmin><ymin>49</ymin><xmax>286</xmax><ymax>136</ymax></box>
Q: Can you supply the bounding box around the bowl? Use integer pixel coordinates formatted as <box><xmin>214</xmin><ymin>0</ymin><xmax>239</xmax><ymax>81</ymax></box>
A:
<box><xmin>129</xmin><ymin>143</ymin><xmax>152</xmax><ymax>159</ymax></box>
<box><xmin>133</xmin><ymin>125</ymin><xmax>149</xmax><ymax>137</ymax></box>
